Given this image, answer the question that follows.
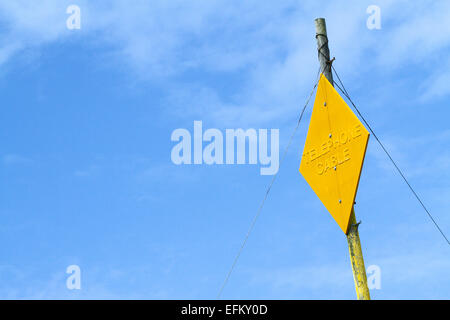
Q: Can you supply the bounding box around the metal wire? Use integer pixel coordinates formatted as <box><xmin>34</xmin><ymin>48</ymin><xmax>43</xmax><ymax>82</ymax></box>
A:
<box><xmin>331</xmin><ymin>65</ymin><xmax>450</xmax><ymax>246</ymax></box>
<box><xmin>217</xmin><ymin>67</ymin><xmax>321</xmax><ymax>299</ymax></box>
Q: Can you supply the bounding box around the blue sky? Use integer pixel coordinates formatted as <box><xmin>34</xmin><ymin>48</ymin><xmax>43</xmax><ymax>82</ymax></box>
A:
<box><xmin>0</xmin><ymin>0</ymin><xmax>449</xmax><ymax>299</ymax></box>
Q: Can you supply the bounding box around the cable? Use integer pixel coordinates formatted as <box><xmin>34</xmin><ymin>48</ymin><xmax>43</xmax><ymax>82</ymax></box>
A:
<box><xmin>331</xmin><ymin>65</ymin><xmax>450</xmax><ymax>246</ymax></box>
<box><xmin>217</xmin><ymin>67</ymin><xmax>321</xmax><ymax>299</ymax></box>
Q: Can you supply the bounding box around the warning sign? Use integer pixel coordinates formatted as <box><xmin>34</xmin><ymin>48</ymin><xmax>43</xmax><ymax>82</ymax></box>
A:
<box><xmin>300</xmin><ymin>74</ymin><xmax>369</xmax><ymax>234</ymax></box>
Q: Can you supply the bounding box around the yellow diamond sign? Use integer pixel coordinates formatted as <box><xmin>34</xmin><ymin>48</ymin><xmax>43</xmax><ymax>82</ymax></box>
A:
<box><xmin>300</xmin><ymin>74</ymin><xmax>370</xmax><ymax>234</ymax></box>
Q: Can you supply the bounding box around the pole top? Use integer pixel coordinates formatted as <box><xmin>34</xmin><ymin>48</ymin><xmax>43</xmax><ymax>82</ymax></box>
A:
<box><xmin>314</xmin><ymin>18</ymin><xmax>327</xmax><ymax>36</ymax></box>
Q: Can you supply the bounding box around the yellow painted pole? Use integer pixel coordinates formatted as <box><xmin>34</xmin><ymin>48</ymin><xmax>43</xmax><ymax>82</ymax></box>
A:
<box><xmin>347</xmin><ymin>208</ymin><xmax>370</xmax><ymax>300</ymax></box>
<box><xmin>315</xmin><ymin>18</ymin><xmax>370</xmax><ymax>300</ymax></box>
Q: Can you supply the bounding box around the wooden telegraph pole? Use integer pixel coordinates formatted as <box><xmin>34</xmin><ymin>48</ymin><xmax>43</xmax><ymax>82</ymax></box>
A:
<box><xmin>314</xmin><ymin>18</ymin><xmax>371</xmax><ymax>300</ymax></box>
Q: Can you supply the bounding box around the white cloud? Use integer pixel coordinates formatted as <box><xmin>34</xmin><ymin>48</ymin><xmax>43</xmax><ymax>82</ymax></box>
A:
<box><xmin>368</xmin><ymin>129</ymin><xmax>450</xmax><ymax>180</ymax></box>
<box><xmin>243</xmin><ymin>244</ymin><xmax>450</xmax><ymax>299</ymax></box>
<box><xmin>0</xmin><ymin>0</ymin><xmax>73</xmax><ymax>64</ymax></box>
<box><xmin>2</xmin><ymin>154</ymin><xmax>33</xmax><ymax>165</ymax></box>
<box><xmin>249</xmin><ymin>263</ymin><xmax>351</xmax><ymax>292</ymax></box>
<box><xmin>1</xmin><ymin>1</ymin><xmax>450</xmax><ymax>125</ymax></box>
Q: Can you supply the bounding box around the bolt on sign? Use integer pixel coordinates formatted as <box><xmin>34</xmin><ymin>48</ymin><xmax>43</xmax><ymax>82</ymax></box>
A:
<box><xmin>299</xmin><ymin>74</ymin><xmax>370</xmax><ymax>234</ymax></box>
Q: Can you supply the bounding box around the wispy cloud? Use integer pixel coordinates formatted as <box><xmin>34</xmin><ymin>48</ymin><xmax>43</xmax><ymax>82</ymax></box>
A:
<box><xmin>243</xmin><ymin>246</ymin><xmax>450</xmax><ymax>299</ymax></box>
<box><xmin>2</xmin><ymin>1</ymin><xmax>450</xmax><ymax>125</ymax></box>
<box><xmin>2</xmin><ymin>154</ymin><xmax>33</xmax><ymax>165</ymax></box>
